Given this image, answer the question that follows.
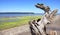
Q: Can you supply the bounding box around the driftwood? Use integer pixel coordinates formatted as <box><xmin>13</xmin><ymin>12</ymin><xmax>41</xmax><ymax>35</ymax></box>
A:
<box><xmin>35</xmin><ymin>3</ymin><xmax>58</xmax><ymax>20</ymax></box>
<box><xmin>49</xmin><ymin>9</ymin><xmax>58</xmax><ymax>20</ymax></box>
<box><xmin>35</xmin><ymin>3</ymin><xmax>50</xmax><ymax>13</ymax></box>
<box><xmin>29</xmin><ymin>3</ymin><xmax>58</xmax><ymax>35</ymax></box>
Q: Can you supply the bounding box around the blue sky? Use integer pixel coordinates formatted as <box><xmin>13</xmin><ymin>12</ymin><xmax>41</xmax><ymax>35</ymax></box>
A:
<box><xmin>0</xmin><ymin>0</ymin><xmax>60</xmax><ymax>13</ymax></box>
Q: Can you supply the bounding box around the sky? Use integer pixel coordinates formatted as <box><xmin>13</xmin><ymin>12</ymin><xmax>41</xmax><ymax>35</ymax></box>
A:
<box><xmin>0</xmin><ymin>0</ymin><xmax>60</xmax><ymax>13</ymax></box>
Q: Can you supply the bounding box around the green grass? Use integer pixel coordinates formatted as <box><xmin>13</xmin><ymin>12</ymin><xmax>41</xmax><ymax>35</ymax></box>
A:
<box><xmin>0</xmin><ymin>16</ymin><xmax>42</xmax><ymax>30</ymax></box>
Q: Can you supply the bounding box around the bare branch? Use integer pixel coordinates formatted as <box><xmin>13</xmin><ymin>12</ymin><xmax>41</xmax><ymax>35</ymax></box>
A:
<box><xmin>49</xmin><ymin>9</ymin><xmax>58</xmax><ymax>19</ymax></box>
<box><xmin>35</xmin><ymin>3</ymin><xmax>50</xmax><ymax>13</ymax></box>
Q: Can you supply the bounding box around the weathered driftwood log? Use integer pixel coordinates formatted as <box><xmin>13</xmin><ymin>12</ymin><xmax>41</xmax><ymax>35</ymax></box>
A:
<box><xmin>29</xmin><ymin>3</ymin><xmax>58</xmax><ymax>35</ymax></box>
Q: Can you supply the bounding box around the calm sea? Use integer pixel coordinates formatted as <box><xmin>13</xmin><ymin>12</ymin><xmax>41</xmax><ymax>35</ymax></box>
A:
<box><xmin>0</xmin><ymin>13</ymin><xmax>43</xmax><ymax>17</ymax></box>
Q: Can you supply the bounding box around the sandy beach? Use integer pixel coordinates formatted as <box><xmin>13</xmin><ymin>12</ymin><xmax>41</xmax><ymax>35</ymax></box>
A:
<box><xmin>0</xmin><ymin>15</ymin><xmax>60</xmax><ymax>35</ymax></box>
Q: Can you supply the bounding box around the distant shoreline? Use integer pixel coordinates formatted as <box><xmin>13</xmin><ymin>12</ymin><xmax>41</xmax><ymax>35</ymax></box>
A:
<box><xmin>0</xmin><ymin>12</ymin><xmax>34</xmax><ymax>14</ymax></box>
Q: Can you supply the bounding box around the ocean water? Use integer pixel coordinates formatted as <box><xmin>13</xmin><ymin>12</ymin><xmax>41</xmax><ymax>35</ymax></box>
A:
<box><xmin>0</xmin><ymin>14</ymin><xmax>43</xmax><ymax>17</ymax></box>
